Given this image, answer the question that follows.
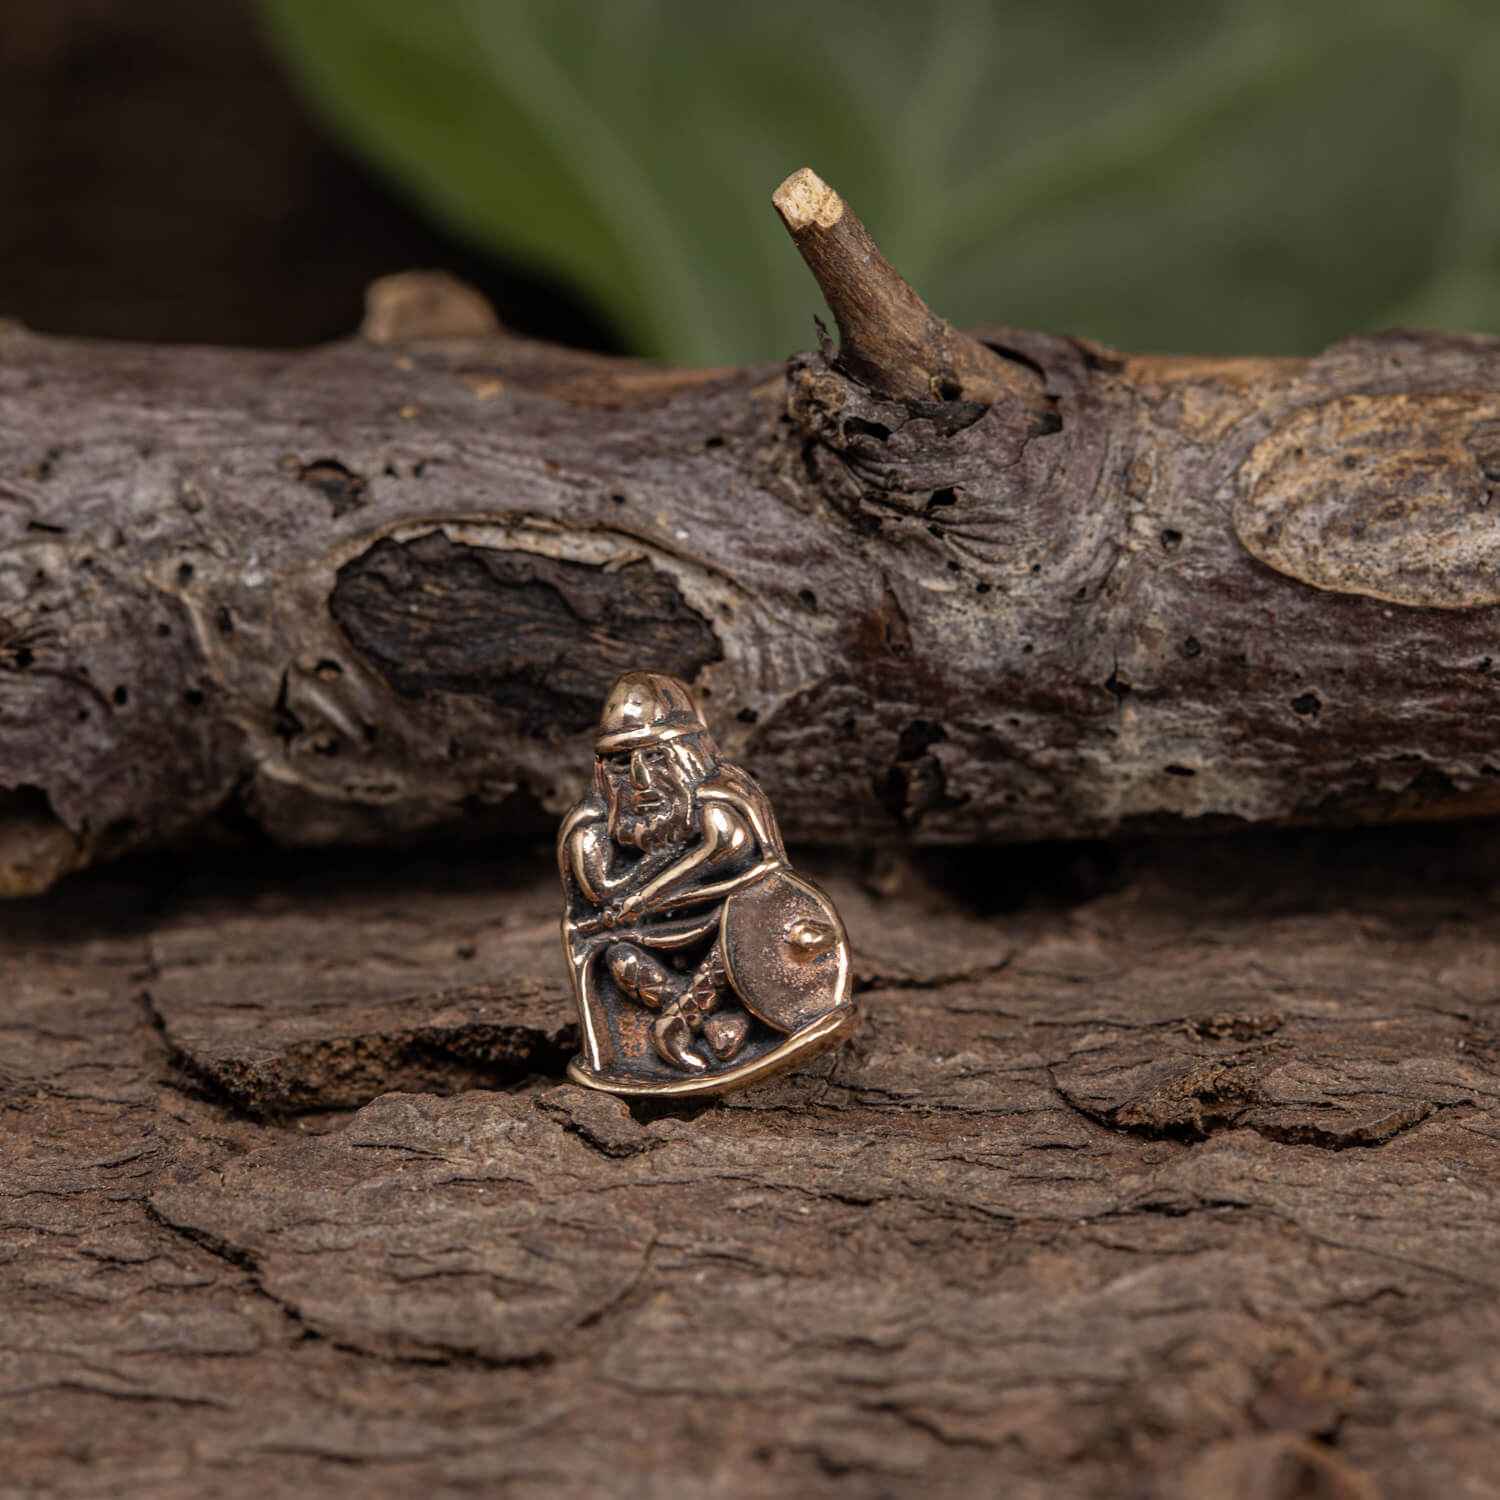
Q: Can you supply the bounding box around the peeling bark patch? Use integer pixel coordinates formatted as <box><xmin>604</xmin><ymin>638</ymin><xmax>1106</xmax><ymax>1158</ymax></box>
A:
<box><xmin>1237</xmin><ymin>393</ymin><xmax>1500</xmax><ymax>607</ymax></box>
<box><xmin>1052</xmin><ymin>1037</ymin><xmax>1438</xmax><ymax>1151</ymax></box>
<box><xmin>159</xmin><ymin>988</ymin><xmax>577</xmax><ymax>1115</ymax></box>
<box><xmin>329</xmin><ymin>534</ymin><xmax>721</xmax><ymax>736</ymax></box>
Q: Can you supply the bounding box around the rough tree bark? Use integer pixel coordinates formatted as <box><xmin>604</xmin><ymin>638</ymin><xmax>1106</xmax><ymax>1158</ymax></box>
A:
<box><xmin>6</xmin><ymin>824</ymin><xmax>1500</xmax><ymax>1498</ymax></box>
<box><xmin>5</xmin><ymin>172</ymin><xmax>1500</xmax><ymax>896</ymax></box>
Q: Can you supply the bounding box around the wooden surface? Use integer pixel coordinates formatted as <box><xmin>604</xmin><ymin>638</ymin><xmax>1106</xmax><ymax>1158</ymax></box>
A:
<box><xmin>6</xmin><ymin>310</ymin><xmax>1500</xmax><ymax>896</ymax></box>
<box><xmin>5</xmin><ymin>825</ymin><xmax>1500</xmax><ymax>1497</ymax></box>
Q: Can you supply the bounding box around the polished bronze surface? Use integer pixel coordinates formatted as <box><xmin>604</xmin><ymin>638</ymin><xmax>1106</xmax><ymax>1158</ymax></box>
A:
<box><xmin>559</xmin><ymin>672</ymin><xmax>854</xmax><ymax>1097</ymax></box>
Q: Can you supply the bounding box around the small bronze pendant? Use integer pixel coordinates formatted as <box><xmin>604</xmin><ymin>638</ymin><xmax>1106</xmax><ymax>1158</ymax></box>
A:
<box><xmin>559</xmin><ymin>672</ymin><xmax>855</xmax><ymax>1098</ymax></box>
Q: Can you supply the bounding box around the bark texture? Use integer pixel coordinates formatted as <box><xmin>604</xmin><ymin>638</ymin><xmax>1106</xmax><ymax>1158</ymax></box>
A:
<box><xmin>6</xmin><ymin>285</ymin><xmax>1500</xmax><ymax>894</ymax></box>
<box><xmin>5</xmin><ymin>826</ymin><xmax>1500</xmax><ymax>1498</ymax></box>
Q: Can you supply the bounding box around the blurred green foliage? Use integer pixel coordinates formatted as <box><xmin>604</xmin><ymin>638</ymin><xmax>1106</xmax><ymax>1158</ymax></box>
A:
<box><xmin>257</xmin><ymin>0</ymin><xmax>1500</xmax><ymax>364</ymax></box>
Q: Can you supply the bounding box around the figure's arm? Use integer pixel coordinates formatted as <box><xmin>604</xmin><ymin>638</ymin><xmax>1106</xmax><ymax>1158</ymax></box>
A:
<box><xmin>570</xmin><ymin>817</ymin><xmax>687</xmax><ymax>911</ymax></box>
<box><xmin>569</xmin><ymin>819</ymin><xmax>634</xmax><ymax>904</ymax></box>
<box><xmin>629</xmin><ymin>805</ymin><xmax>774</xmax><ymax>915</ymax></box>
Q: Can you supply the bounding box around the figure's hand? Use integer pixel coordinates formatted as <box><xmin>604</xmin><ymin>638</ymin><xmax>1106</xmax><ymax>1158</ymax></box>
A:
<box><xmin>596</xmin><ymin>893</ymin><xmax>647</xmax><ymax>929</ymax></box>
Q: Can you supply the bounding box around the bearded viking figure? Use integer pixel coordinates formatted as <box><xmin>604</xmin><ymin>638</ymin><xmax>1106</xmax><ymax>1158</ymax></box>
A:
<box><xmin>558</xmin><ymin>672</ymin><xmax>854</xmax><ymax>1096</ymax></box>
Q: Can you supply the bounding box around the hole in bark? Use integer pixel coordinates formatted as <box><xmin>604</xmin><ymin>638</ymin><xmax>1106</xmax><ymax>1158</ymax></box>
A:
<box><xmin>976</xmin><ymin>582</ymin><xmax>991</xmax><ymax>593</ymax></box>
<box><xmin>315</xmin><ymin>659</ymin><xmax>343</xmax><ymax>680</ymax></box>
<box><xmin>1164</xmin><ymin>764</ymin><xmax>1196</xmax><ymax>777</ymax></box>
<box><xmin>183</xmin><ymin>689</ymin><xmax>204</xmax><ymax>707</ymax></box>
<box><xmin>879</xmin><ymin>721</ymin><xmax>960</xmax><ymax>825</ymax></box>
<box><xmin>1160</xmin><ymin>529</ymin><xmax>1182</xmax><ymax>551</ymax></box>
<box><xmin>799</xmin><ymin>589</ymin><xmax>818</xmax><ymax>611</ymax></box>
<box><xmin>25</xmin><ymin>519</ymin><xmax>64</xmax><ymax>534</ymax></box>
<box><xmin>216</xmin><ymin>606</ymin><xmax>234</xmax><ymax>635</ymax></box>
<box><xmin>703</xmin><ymin>435</ymin><xmax>725</xmax><ymax>450</ymax></box>
<box><xmin>897</xmin><ymin>720</ymin><xmax>946</xmax><ymax>760</ymax></box>
<box><xmin>273</xmin><ymin>671</ymin><xmax>303</xmax><ymax>744</ymax></box>
<box><xmin>1105</xmin><ymin>669</ymin><xmax>1131</xmax><ymax>698</ymax></box>
<box><xmin>25</xmin><ymin>447</ymin><xmax>62</xmax><ymax>481</ymax></box>
<box><xmin>1290</xmin><ymin>692</ymin><xmax>1322</xmax><ymax>719</ymax></box>
<box><xmin>177</xmin><ymin>561</ymin><xmax>194</xmax><ymax>584</ymax></box>
<box><xmin>112</xmin><ymin>684</ymin><xmax>129</xmax><ymax>706</ymax></box>
<box><xmin>844</xmin><ymin>418</ymin><xmax>890</xmax><ymax>443</ymax></box>
<box><xmin>926</xmin><ymin>487</ymin><xmax>958</xmax><ymax>512</ymax></box>
<box><xmin>610</xmin><ymin>491</ymin><xmax>627</xmax><ymax>504</ymax></box>
<box><xmin>1182</xmin><ymin>637</ymin><xmax>1202</xmax><ymax>657</ymax></box>
<box><xmin>298</xmin><ymin>458</ymin><xmax>368</xmax><ymax>517</ymax></box>
<box><xmin>877</xmin><ymin>586</ymin><xmax>912</xmax><ymax>658</ymax></box>
<box><xmin>1476</xmin><ymin>658</ymin><xmax>1491</xmax><ymax>674</ymax></box>
<box><xmin>737</xmin><ymin>707</ymin><xmax>758</xmax><ymax>725</ymax></box>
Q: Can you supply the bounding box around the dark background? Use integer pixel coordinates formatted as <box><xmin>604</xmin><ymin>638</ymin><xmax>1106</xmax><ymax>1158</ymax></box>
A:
<box><xmin>0</xmin><ymin>0</ymin><xmax>616</xmax><ymax>350</ymax></box>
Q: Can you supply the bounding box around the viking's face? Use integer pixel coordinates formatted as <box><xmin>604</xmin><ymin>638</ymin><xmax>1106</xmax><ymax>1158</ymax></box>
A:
<box><xmin>600</xmin><ymin>740</ymin><xmax>702</xmax><ymax>850</ymax></box>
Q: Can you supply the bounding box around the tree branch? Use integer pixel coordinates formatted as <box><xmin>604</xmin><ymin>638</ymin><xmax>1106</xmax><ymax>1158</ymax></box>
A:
<box><xmin>4</xmin><ymin>173</ymin><xmax>1500</xmax><ymax>893</ymax></box>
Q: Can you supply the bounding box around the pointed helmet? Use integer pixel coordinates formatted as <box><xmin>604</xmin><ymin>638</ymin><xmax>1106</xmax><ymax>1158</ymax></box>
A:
<box><xmin>594</xmin><ymin>671</ymin><xmax>710</xmax><ymax>754</ymax></box>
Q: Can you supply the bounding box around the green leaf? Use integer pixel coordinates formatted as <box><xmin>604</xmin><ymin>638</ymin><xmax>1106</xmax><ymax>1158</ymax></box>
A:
<box><xmin>256</xmin><ymin>0</ymin><xmax>1500</xmax><ymax>363</ymax></box>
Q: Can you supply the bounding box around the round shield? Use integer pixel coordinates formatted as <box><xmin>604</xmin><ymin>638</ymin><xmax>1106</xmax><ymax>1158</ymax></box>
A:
<box><xmin>721</xmin><ymin>870</ymin><xmax>852</xmax><ymax>1033</ymax></box>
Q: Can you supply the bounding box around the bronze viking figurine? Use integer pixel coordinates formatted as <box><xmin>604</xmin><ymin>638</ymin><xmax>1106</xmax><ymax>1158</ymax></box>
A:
<box><xmin>559</xmin><ymin>672</ymin><xmax>855</xmax><ymax>1097</ymax></box>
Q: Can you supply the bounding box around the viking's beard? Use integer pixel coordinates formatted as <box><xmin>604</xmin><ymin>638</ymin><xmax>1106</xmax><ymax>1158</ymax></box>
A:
<box><xmin>607</xmin><ymin>765</ymin><xmax>696</xmax><ymax>851</ymax></box>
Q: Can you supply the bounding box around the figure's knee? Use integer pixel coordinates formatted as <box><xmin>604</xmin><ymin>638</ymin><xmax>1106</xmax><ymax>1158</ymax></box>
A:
<box><xmin>607</xmin><ymin>943</ymin><xmax>673</xmax><ymax>1009</ymax></box>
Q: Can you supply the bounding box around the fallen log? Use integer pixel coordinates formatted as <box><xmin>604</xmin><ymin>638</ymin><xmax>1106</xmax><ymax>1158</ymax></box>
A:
<box><xmin>5</xmin><ymin>171</ymin><xmax>1500</xmax><ymax>895</ymax></box>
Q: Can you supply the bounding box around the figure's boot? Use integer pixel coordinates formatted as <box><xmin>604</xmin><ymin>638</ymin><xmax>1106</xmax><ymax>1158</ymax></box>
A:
<box><xmin>651</xmin><ymin>995</ymin><xmax>709</xmax><ymax>1072</ymax></box>
<box><xmin>606</xmin><ymin>943</ymin><xmax>673</xmax><ymax>1010</ymax></box>
<box><xmin>702</xmin><ymin>1013</ymin><xmax>750</xmax><ymax>1061</ymax></box>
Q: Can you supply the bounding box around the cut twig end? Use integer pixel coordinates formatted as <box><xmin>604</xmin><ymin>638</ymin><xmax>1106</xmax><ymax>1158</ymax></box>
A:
<box><xmin>771</xmin><ymin>168</ymin><xmax>1041</xmax><ymax>409</ymax></box>
<box><xmin>773</xmin><ymin>168</ymin><xmax>845</xmax><ymax>233</ymax></box>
